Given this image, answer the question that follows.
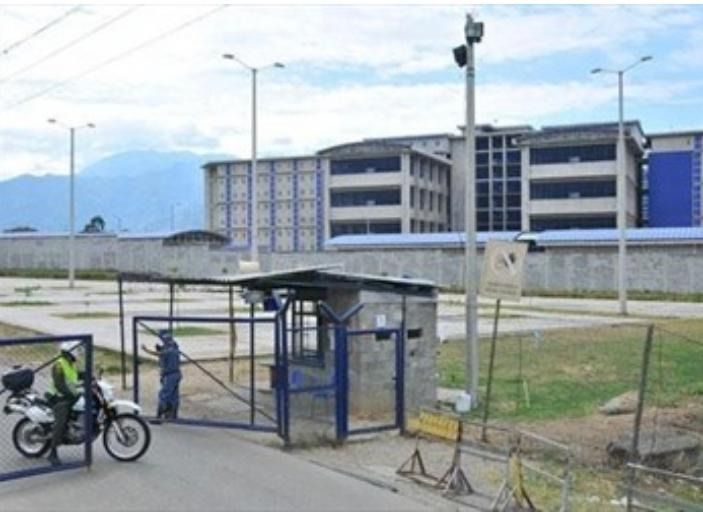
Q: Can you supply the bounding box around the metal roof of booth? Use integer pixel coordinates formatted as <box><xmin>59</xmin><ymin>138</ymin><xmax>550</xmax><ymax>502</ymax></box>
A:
<box><xmin>118</xmin><ymin>265</ymin><xmax>436</xmax><ymax>297</ymax></box>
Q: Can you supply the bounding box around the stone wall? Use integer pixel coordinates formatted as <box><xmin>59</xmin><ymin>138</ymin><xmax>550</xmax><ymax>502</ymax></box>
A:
<box><xmin>1</xmin><ymin>234</ymin><xmax>703</xmax><ymax>293</ymax></box>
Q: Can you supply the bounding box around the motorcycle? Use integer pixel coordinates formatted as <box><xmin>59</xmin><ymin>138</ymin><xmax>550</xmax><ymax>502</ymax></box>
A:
<box><xmin>2</xmin><ymin>366</ymin><xmax>151</xmax><ymax>462</ymax></box>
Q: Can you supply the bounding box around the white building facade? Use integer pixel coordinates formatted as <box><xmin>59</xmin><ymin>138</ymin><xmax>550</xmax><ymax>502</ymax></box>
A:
<box><xmin>516</xmin><ymin>122</ymin><xmax>646</xmax><ymax>231</ymax></box>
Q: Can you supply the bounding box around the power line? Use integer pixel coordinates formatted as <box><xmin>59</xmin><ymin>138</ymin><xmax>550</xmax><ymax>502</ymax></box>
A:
<box><xmin>0</xmin><ymin>5</ymin><xmax>141</xmax><ymax>86</ymax></box>
<box><xmin>1</xmin><ymin>5</ymin><xmax>83</xmax><ymax>58</ymax></box>
<box><xmin>3</xmin><ymin>4</ymin><xmax>228</xmax><ymax>111</ymax></box>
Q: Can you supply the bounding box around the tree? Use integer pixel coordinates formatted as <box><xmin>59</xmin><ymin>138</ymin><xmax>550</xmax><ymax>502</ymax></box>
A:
<box><xmin>3</xmin><ymin>226</ymin><xmax>37</xmax><ymax>233</ymax></box>
<box><xmin>82</xmin><ymin>215</ymin><xmax>106</xmax><ymax>233</ymax></box>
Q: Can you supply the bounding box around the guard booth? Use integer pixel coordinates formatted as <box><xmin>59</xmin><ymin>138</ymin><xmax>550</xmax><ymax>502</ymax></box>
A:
<box><xmin>118</xmin><ymin>267</ymin><xmax>439</xmax><ymax>445</ymax></box>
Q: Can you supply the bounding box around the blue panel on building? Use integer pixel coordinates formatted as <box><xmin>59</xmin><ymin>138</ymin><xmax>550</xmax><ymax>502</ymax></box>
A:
<box><xmin>648</xmin><ymin>151</ymin><xmax>694</xmax><ymax>227</ymax></box>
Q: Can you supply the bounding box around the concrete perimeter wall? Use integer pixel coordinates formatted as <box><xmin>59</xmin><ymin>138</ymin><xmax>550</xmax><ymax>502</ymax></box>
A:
<box><xmin>1</xmin><ymin>234</ymin><xmax>702</xmax><ymax>293</ymax></box>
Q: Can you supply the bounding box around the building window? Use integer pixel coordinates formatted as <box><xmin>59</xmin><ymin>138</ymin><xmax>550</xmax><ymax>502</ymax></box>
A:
<box><xmin>477</xmin><ymin>166</ymin><xmax>489</xmax><ymax>179</ymax></box>
<box><xmin>476</xmin><ymin>137</ymin><xmax>489</xmax><ymax>151</ymax></box>
<box><xmin>330</xmin><ymin>156</ymin><xmax>401</xmax><ymax>175</ymax></box>
<box><xmin>477</xmin><ymin>153</ymin><xmax>489</xmax><ymax>165</ymax></box>
<box><xmin>530</xmin><ymin>179</ymin><xmax>616</xmax><ymax>199</ymax></box>
<box><xmin>492</xmin><ymin>136</ymin><xmax>504</xmax><ymax>149</ymax></box>
<box><xmin>530</xmin><ymin>215</ymin><xmax>616</xmax><ymax>231</ymax></box>
<box><xmin>410</xmin><ymin>219</ymin><xmax>416</xmax><ymax>232</ymax></box>
<box><xmin>507</xmin><ymin>150</ymin><xmax>521</xmax><ymax>164</ymax></box>
<box><xmin>330</xmin><ymin>187</ymin><xmax>401</xmax><ymax>207</ymax></box>
<box><xmin>330</xmin><ymin>220</ymin><xmax>402</xmax><ymax>237</ymax></box>
<box><xmin>507</xmin><ymin>164</ymin><xmax>521</xmax><ymax>177</ymax></box>
<box><xmin>419</xmin><ymin>189</ymin><xmax>426</xmax><ymax>209</ymax></box>
<box><xmin>410</xmin><ymin>186</ymin><xmax>415</xmax><ymax>207</ymax></box>
<box><xmin>530</xmin><ymin>144</ymin><xmax>616</xmax><ymax>165</ymax></box>
<box><xmin>493</xmin><ymin>166</ymin><xmax>503</xmax><ymax>178</ymax></box>
<box><xmin>429</xmin><ymin>166</ymin><xmax>434</xmax><ymax>182</ymax></box>
<box><xmin>429</xmin><ymin>192</ymin><xmax>434</xmax><ymax>211</ymax></box>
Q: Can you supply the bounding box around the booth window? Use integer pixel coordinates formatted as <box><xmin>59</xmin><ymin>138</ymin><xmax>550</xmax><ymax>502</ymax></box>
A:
<box><xmin>290</xmin><ymin>300</ymin><xmax>324</xmax><ymax>365</ymax></box>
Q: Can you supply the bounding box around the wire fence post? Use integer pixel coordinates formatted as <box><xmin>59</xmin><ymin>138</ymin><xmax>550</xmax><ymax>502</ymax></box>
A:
<box><xmin>627</xmin><ymin>323</ymin><xmax>655</xmax><ymax>512</ymax></box>
<box><xmin>481</xmin><ymin>298</ymin><xmax>501</xmax><ymax>442</ymax></box>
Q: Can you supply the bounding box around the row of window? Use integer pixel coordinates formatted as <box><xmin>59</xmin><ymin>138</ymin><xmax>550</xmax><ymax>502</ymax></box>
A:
<box><xmin>476</xmin><ymin>151</ymin><xmax>521</xmax><ymax>165</ymax></box>
<box><xmin>529</xmin><ymin>215</ymin><xmax>616</xmax><ymax>231</ymax></box>
<box><xmin>475</xmin><ymin>135</ymin><xmax>519</xmax><ymax>151</ymax></box>
<box><xmin>410</xmin><ymin>160</ymin><xmax>449</xmax><ymax>186</ymax></box>
<box><xmin>330</xmin><ymin>156</ymin><xmax>401</xmax><ymax>175</ymax></box>
<box><xmin>410</xmin><ymin>186</ymin><xmax>447</xmax><ymax>213</ymax></box>
<box><xmin>477</xmin><ymin>209</ymin><xmax>521</xmax><ymax>223</ymax></box>
<box><xmin>330</xmin><ymin>221</ymin><xmax>402</xmax><ymax>237</ymax></box>
<box><xmin>330</xmin><ymin>188</ymin><xmax>401</xmax><ymax>207</ymax></box>
<box><xmin>530</xmin><ymin>179</ymin><xmax>616</xmax><ymax>199</ymax></box>
<box><xmin>410</xmin><ymin>220</ymin><xmax>447</xmax><ymax>233</ymax></box>
<box><xmin>477</xmin><ymin>195</ymin><xmax>521</xmax><ymax>208</ymax></box>
<box><xmin>477</xmin><ymin>180</ymin><xmax>521</xmax><ymax>195</ymax></box>
<box><xmin>478</xmin><ymin>222</ymin><xmax>522</xmax><ymax>231</ymax></box>
<box><xmin>530</xmin><ymin>144</ymin><xmax>616</xmax><ymax>165</ymax></box>
<box><xmin>477</xmin><ymin>164</ymin><xmax>521</xmax><ymax>179</ymax></box>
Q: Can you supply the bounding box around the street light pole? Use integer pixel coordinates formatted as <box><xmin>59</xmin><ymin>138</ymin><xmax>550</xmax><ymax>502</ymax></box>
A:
<box><xmin>222</xmin><ymin>53</ymin><xmax>284</xmax><ymax>266</ymax></box>
<box><xmin>453</xmin><ymin>14</ymin><xmax>483</xmax><ymax>407</ymax></box>
<box><xmin>592</xmin><ymin>56</ymin><xmax>652</xmax><ymax>316</ymax></box>
<box><xmin>48</xmin><ymin>118</ymin><xmax>95</xmax><ymax>289</ymax></box>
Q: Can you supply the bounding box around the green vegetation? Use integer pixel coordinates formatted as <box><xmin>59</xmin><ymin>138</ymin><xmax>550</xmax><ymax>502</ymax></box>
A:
<box><xmin>1</xmin><ymin>300</ymin><xmax>54</xmax><ymax>307</ymax></box>
<box><xmin>54</xmin><ymin>311</ymin><xmax>118</xmax><ymax>319</ymax></box>
<box><xmin>140</xmin><ymin>325</ymin><xmax>224</xmax><ymax>337</ymax></box>
<box><xmin>439</xmin><ymin>319</ymin><xmax>703</xmax><ymax>421</ymax></box>
<box><xmin>0</xmin><ymin>268</ymin><xmax>118</xmax><ymax>281</ymax></box>
<box><xmin>439</xmin><ymin>286</ymin><xmax>703</xmax><ymax>303</ymax></box>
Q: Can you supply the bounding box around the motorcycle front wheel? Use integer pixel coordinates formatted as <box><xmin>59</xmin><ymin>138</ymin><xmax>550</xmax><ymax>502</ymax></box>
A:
<box><xmin>102</xmin><ymin>413</ymin><xmax>151</xmax><ymax>462</ymax></box>
<box><xmin>12</xmin><ymin>418</ymin><xmax>51</xmax><ymax>458</ymax></box>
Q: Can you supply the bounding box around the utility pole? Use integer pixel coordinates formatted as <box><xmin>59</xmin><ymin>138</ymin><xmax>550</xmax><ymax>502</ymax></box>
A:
<box><xmin>453</xmin><ymin>14</ymin><xmax>484</xmax><ymax>407</ymax></box>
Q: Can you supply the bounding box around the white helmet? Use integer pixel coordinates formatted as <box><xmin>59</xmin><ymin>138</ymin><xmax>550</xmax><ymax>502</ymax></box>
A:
<box><xmin>59</xmin><ymin>340</ymin><xmax>82</xmax><ymax>354</ymax></box>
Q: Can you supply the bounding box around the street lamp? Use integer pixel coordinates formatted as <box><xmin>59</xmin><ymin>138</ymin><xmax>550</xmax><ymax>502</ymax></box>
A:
<box><xmin>222</xmin><ymin>53</ymin><xmax>284</xmax><ymax>266</ymax></box>
<box><xmin>453</xmin><ymin>13</ymin><xmax>483</xmax><ymax>408</ymax></box>
<box><xmin>48</xmin><ymin>118</ymin><xmax>95</xmax><ymax>289</ymax></box>
<box><xmin>591</xmin><ymin>55</ymin><xmax>652</xmax><ymax>316</ymax></box>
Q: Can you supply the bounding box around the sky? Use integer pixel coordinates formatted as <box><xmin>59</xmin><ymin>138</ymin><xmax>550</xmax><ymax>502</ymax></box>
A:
<box><xmin>1</xmin><ymin>3</ymin><xmax>703</xmax><ymax>180</ymax></box>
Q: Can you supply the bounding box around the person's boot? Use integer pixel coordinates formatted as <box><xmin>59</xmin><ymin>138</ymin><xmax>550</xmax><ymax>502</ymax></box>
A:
<box><xmin>151</xmin><ymin>406</ymin><xmax>163</xmax><ymax>425</ymax></box>
<box><xmin>47</xmin><ymin>449</ymin><xmax>61</xmax><ymax>467</ymax></box>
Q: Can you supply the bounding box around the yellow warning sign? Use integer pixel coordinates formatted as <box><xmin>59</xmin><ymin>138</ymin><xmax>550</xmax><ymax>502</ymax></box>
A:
<box><xmin>407</xmin><ymin>411</ymin><xmax>459</xmax><ymax>442</ymax></box>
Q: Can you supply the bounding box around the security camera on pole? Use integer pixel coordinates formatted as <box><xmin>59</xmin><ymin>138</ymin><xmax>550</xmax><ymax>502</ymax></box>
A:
<box><xmin>453</xmin><ymin>14</ymin><xmax>483</xmax><ymax>411</ymax></box>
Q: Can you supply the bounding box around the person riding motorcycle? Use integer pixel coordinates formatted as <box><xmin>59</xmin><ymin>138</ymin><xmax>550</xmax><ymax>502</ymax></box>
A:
<box><xmin>46</xmin><ymin>341</ymin><xmax>83</xmax><ymax>466</ymax></box>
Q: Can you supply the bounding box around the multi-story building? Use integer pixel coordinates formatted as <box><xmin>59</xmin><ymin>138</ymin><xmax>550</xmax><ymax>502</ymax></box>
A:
<box><xmin>203</xmin><ymin>155</ymin><xmax>328</xmax><ymax>252</ymax></box>
<box><xmin>318</xmin><ymin>141</ymin><xmax>452</xmax><ymax>237</ymax></box>
<box><xmin>647</xmin><ymin>130</ymin><xmax>703</xmax><ymax>227</ymax></box>
<box><xmin>516</xmin><ymin>121</ymin><xmax>647</xmax><ymax>231</ymax></box>
<box><xmin>368</xmin><ymin>124</ymin><xmax>534</xmax><ymax>232</ymax></box>
<box><xmin>203</xmin><ymin>141</ymin><xmax>451</xmax><ymax>252</ymax></box>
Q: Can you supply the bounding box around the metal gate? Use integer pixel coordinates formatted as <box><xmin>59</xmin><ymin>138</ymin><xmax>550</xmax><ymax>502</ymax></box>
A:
<box><xmin>0</xmin><ymin>334</ymin><xmax>93</xmax><ymax>483</ymax></box>
<box><xmin>131</xmin><ymin>310</ymin><xmax>288</xmax><ymax>435</ymax></box>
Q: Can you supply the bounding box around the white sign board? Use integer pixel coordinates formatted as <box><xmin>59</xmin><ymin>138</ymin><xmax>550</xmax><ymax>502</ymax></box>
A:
<box><xmin>479</xmin><ymin>240</ymin><xmax>528</xmax><ymax>301</ymax></box>
<box><xmin>375</xmin><ymin>314</ymin><xmax>387</xmax><ymax>328</ymax></box>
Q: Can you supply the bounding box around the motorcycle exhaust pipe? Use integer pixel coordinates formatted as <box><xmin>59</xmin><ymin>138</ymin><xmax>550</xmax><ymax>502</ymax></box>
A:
<box><xmin>3</xmin><ymin>403</ymin><xmax>26</xmax><ymax>415</ymax></box>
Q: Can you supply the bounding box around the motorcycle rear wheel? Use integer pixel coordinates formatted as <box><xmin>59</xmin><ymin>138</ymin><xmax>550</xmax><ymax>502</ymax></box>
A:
<box><xmin>12</xmin><ymin>418</ymin><xmax>50</xmax><ymax>458</ymax></box>
<box><xmin>103</xmin><ymin>413</ymin><xmax>150</xmax><ymax>462</ymax></box>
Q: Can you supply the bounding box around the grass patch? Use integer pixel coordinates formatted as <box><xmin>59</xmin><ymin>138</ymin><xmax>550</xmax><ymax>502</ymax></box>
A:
<box><xmin>0</xmin><ymin>268</ymin><xmax>118</xmax><ymax>281</ymax></box>
<box><xmin>54</xmin><ymin>311</ymin><xmax>118</xmax><ymax>319</ymax></box>
<box><xmin>438</xmin><ymin>319</ymin><xmax>703</xmax><ymax>422</ymax></box>
<box><xmin>1</xmin><ymin>300</ymin><xmax>54</xmax><ymax>307</ymax></box>
<box><xmin>439</xmin><ymin>286</ymin><xmax>703</xmax><ymax>303</ymax></box>
<box><xmin>139</xmin><ymin>326</ymin><xmax>224</xmax><ymax>337</ymax></box>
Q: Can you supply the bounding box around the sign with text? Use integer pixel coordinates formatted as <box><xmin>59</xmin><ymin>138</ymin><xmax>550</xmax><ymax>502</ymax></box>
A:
<box><xmin>479</xmin><ymin>240</ymin><xmax>528</xmax><ymax>301</ymax></box>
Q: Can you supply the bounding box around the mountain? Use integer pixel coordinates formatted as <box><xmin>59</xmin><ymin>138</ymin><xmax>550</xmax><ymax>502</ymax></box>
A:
<box><xmin>0</xmin><ymin>150</ymin><xmax>232</xmax><ymax>233</ymax></box>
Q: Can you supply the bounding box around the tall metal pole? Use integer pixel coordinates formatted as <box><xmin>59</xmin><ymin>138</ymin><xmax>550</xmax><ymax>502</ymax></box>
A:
<box><xmin>251</xmin><ymin>68</ymin><xmax>259</xmax><ymax>264</ymax></box>
<box><xmin>69</xmin><ymin>127</ymin><xmax>76</xmax><ymax>289</ymax></box>
<box><xmin>617</xmin><ymin>71</ymin><xmax>627</xmax><ymax>315</ymax></box>
<box><xmin>464</xmin><ymin>19</ymin><xmax>480</xmax><ymax>405</ymax></box>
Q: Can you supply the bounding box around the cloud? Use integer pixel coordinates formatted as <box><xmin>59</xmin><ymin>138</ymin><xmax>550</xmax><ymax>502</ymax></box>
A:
<box><xmin>0</xmin><ymin>5</ymin><xmax>702</xmax><ymax>179</ymax></box>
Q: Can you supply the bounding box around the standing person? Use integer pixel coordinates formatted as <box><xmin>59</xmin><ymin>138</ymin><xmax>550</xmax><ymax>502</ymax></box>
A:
<box><xmin>46</xmin><ymin>341</ymin><xmax>82</xmax><ymax>466</ymax></box>
<box><xmin>142</xmin><ymin>329</ymin><xmax>182</xmax><ymax>421</ymax></box>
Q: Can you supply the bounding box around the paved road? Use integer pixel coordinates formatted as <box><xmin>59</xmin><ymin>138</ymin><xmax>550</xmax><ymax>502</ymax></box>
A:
<box><xmin>0</xmin><ymin>424</ymin><xmax>428</xmax><ymax>511</ymax></box>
